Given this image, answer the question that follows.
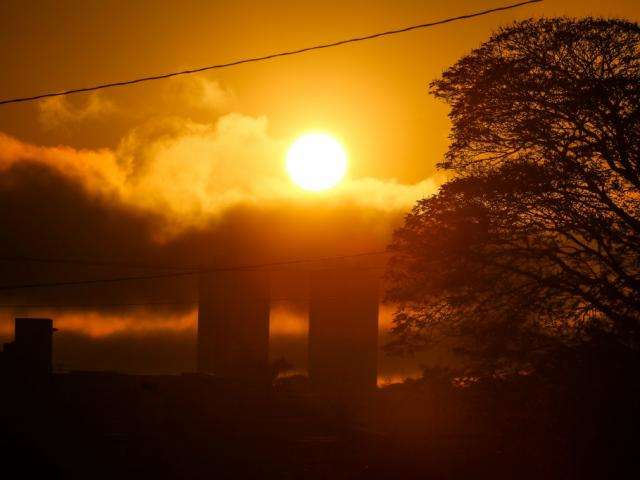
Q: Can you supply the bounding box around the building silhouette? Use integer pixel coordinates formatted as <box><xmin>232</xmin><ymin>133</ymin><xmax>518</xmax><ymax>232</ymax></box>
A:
<box><xmin>1</xmin><ymin>317</ymin><xmax>56</xmax><ymax>378</ymax></box>
<box><xmin>197</xmin><ymin>268</ymin><xmax>380</xmax><ymax>392</ymax></box>
<box><xmin>308</xmin><ymin>269</ymin><xmax>379</xmax><ymax>395</ymax></box>
<box><xmin>197</xmin><ymin>271</ymin><xmax>270</xmax><ymax>382</ymax></box>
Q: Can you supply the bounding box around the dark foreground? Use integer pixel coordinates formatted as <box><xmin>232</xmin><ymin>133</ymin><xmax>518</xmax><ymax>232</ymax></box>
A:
<box><xmin>1</xmin><ymin>371</ymin><xmax>637</xmax><ymax>479</ymax></box>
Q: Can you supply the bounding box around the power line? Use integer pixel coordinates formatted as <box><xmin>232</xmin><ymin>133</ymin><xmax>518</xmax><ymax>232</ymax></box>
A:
<box><xmin>0</xmin><ymin>255</ymin><xmax>197</xmax><ymax>272</ymax></box>
<box><xmin>0</xmin><ymin>294</ymin><xmax>384</xmax><ymax>309</ymax></box>
<box><xmin>0</xmin><ymin>250</ymin><xmax>389</xmax><ymax>291</ymax></box>
<box><xmin>0</xmin><ymin>254</ymin><xmax>385</xmax><ymax>272</ymax></box>
<box><xmin>0</xmin><ymin>0</ymin><xmax>542</xmax><ymax>106</ymax></box>
<box><xmin>0</xmin><ymin>301</ymin><xmax>197</xmax><ymax>309</ymax></box>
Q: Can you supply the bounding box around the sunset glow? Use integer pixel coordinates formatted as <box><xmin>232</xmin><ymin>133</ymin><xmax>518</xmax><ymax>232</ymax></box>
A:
<box><xmin>3</xmin><ymin>3</ymin><xmax>639</xmax><ymax>476</ymax></box>
<box><xmin>286</xmin><ymin>133</ymin><xmax>347</xmax><ymax>191</ymax></box>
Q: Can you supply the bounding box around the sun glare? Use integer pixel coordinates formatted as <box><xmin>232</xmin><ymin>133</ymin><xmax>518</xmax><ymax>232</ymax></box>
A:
<box><xmin>286</xmin><ymin>133</ymin><xmax>347</xmax><ymax>191</ymax></box>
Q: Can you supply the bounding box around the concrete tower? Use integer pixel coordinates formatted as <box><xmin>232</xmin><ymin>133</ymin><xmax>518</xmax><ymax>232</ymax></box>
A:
<box><xmin>11</xmin><ymin>318</ymin><xmax>56</xmax><ymax>377</ymax></box>
<box><xmin>197</xmin><ymin>271</ymin><xmax>270</xmax><ymax>382</ymax></box>
<box><xmin>308</xmin><ymin>269</ymin><xmax>379</xmax><ymax>395</ymax></box>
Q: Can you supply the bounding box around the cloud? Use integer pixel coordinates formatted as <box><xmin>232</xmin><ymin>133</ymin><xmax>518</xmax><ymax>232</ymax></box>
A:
<box><xmin>0</xmin><ymin>98</ymin><xmax>444</xmax><ymax>374</ymax></box>
<box><xmin>114</xmin><ymin>112</ymin><xmax>441</xmax><ymax>225</ymax></box>
<box><xmin>270</xmin><ymin>304</ymin><xmax>308</xmax><ymax>337</ymax></box>
<box><xmin>16</xmin><ymin>74</ymin><xmax>444</xmax><ymax>225</ymax></box>
<box><xmin>36</xmin><ymin>77</ymin><xmax>234</xmax><ymax>132</ymax></box>
<box><xmin>3</xmin><ymin>108</ymin><xmax>442</xmax><ymax>230</ymax></box>
<box><xmin>0</xmin><ymin>131</ymin><xmax>126</xmax><ymax>203</ymax></box>
<box><xmin>115</xmin><ymin>113</ymin><xmax>285</xmax><ymax>223</ymax></box>
<box><xmin>54</xmin><ymin>329</ymin><xmax>196</xmax><ymax>374</ymax></box>
<box><xmin>38</xmin><ymin>93</ymin><xmax>117</xmax><ymax>129</ymax></box>
<box><xmin>0</xmin><ymin>309</ymin><xmax>195</xmax><ymax>339</ymax></box>
<box><xmin>332</xmin><ymin>176</ymin><xmax>444</xmax><ymax>212</ymax></box>
<box><xmin>162</xmin><ymin>76</ymin><xmax>235</xmax><ymax>112</ymax></box>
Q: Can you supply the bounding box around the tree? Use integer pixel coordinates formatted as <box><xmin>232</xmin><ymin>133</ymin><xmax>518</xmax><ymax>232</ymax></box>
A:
<box><xmin>386</xmin><ymin>18</ymin><xmax>640</xmax><ymax>374</ymax></box>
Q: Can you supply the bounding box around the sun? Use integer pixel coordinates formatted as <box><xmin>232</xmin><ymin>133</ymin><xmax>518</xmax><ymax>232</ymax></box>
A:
<box><xmin>286</xmin><ymin>133</ymin><xmax>347</xmax><ymax>191</ymax></box>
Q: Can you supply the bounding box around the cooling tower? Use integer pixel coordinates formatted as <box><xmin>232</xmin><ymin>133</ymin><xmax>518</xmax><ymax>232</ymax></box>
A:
<box><xmin>308</xmin><ymin>269</ymin><xmax>379</xmax><ymax>395</ymax></box>
<box><xmin>13</xmin><ymin>317</ymin><xmax>56</xmax><ymax>376</ymax></box>
<box><xmin>197</xmin><ymin>271</ymin><xmax>270</xmax><ymax>382</ymax></box>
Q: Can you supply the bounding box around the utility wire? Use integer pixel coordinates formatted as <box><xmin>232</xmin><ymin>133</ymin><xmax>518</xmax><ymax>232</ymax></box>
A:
<box><xmin>0</xmin><ymin>294</ymin><xmax>384</xmax><ymax>309</ymax></box>
<box><xmin>0</xmin><ymin>254</ymin><xmax>385</xmax><ymax>272</ymax></box>
<box><xmin>0</xmin><ymin>255</ymin><xmax>197</xmax><ymax>272</ymax></box>
<box><xmin>0</xmin><ymin>250</ymin><xmax>389</xmax><ymax>291</ymax></box>
<box><xmin>0</xmin><ymin>301</ymin><xmax>197</xmax><ymax>309</ymax></box>
<box><xmin>0</xmin><ymin>0</ymin><xmax>542</xmax><ymax>106</ymax></box>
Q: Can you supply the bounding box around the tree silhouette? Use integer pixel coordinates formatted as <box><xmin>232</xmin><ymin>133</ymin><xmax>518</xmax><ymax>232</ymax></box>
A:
<box><xmin>387</xmin><ymin>18</ymin><xmax>640</xmax><ymax>374</ymax></box>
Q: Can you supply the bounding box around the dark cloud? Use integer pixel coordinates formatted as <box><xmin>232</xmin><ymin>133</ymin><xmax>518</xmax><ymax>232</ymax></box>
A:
<box><xmin>53</xmin><ymin>330</ymin><xmax>196</xmax><ymax>374</ymax></box>
<box><xmin>0</xmin><ymin>159</ymin><xmax>407</xmax><ymax>374</ymax></box>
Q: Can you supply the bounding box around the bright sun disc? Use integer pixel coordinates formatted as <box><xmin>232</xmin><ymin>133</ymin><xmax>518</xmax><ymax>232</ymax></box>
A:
<box><xmin>286</xmin><ymin>133</ymin><xmax>347</xmax><ymax>191</ymax></box>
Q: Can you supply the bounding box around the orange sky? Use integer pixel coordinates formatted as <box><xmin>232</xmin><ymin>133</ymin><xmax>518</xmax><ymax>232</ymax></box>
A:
<box><xmin>1</xmin><ymin>0</ymin><xmax>639</xmax><ymax>376</ymax></box>
<box><xmin>1</xmin><ymin>0</ymin><xmax>638</xmax><ymax>184</ymax></box>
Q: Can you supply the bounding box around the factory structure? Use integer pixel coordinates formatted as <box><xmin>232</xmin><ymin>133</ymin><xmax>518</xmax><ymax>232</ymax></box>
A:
<box><xmin>197</xmin><ymin>268</ymin><xmax>380</xmax><ymax>394</ymax></box>
<box><xmin>0</xmin><ymin>317</ymin><xmax>57</xmax><ymax>379</ymax></box>
<box><xmin>197</xmin><ymin>270</ymin><xmax>272</xmax><ymax>383</ymax></box>
<box><xmin>1</xmin><ymin>270</ymin><xmax>380</xmax><ymax>394</ymax></box>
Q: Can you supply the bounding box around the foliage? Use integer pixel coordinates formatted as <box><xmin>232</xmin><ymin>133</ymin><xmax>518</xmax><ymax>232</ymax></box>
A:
<box><xmin>387</xmin><ymin>18</ymin><xmax>640</xmax><ymax>374</ymax></box>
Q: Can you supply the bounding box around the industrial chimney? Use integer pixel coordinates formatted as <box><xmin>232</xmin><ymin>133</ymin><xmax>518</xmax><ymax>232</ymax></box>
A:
<box><xmin>197</xmin><ymin>271</ymin><xmax>270</xmax><ymax>383</ymax></box>
<box><xmin>308</xmin><ymin>269</ymin><xmax>379</xmax><ymax>396</ymax></box>
<box><xmin>2</xmin><ymin>318</ymin><xmax>57</xmax><ymax>378</ymax></box>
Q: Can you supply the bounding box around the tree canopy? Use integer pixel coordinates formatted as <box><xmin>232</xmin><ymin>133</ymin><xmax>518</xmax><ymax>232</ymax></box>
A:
<box><xmin>386</xmin><ymin>18</ymin><xmax>640</xmax><ymax>374</ymax></box>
